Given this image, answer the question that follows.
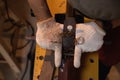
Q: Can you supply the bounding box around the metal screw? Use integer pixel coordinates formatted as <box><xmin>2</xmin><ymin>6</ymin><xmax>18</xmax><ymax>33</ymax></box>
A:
<box><xmin>67</xmin><ymin>25</ymin><xmax>73</xmax><ymax>31</ymax></box>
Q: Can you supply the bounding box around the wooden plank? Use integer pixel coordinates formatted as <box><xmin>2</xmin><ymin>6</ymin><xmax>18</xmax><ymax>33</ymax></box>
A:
<box><xmin>33</xmin><ymin>44</ymin><xmax>55</xmax><ymax>80</ymax></box>
<box><xmin>47</xmin><ymin>0</ymin><xmax>66</xmax><ymax>16</ymax></box>
<box><xmin>79</xmin><ymin>52</ymin><xmax>98</xmax><ymax>80</ymax></box>
<box><xmin>32</xmin><ymin>44</ymin><xmax>46</xmax><ymax>80</ymax></box>
<box><xmin>0</xmin><ymin>43</ymin><xmax>20</xmax><ymax>75</ymax></box>
<box><xmin>39</xmin><ymin>50</ymin><xmax>54</xmax><ymax>80</ymax></box>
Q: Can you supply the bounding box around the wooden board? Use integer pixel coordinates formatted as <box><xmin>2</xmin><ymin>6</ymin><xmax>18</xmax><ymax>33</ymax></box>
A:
<box><xmin>33</xmin><ymin>44</ymin><xmax>46</xmax><ymax>80</ymax></box>
<box><xmin>80</xmin><ymin>52</ymin><xmax>98</xmax><ymax>80</ymax></box>
<box><xmin>47</xmin><ymin>0</ymin><xmax>66</xmax><ymax>16</ymax></box>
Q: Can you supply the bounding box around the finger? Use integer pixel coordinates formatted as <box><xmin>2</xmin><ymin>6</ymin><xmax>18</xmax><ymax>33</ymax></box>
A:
<box><xmin>74</xmin><ymin>45</ymin><xmax>82</xmax><ymax>68</ymax></box>
<box><xmin>54</xmin><ymin>45</ymin><xmax>62</xmax><ymax>67</ymax></box>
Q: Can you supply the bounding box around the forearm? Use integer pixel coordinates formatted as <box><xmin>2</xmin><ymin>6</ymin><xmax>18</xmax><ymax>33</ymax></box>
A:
<box><xmin>28</xmin><ymin>0</ymin><xmax>52</xmax><ymax>21</ymax></box>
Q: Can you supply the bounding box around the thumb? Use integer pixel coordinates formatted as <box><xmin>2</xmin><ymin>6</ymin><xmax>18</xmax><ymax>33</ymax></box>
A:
<box><xmin>54</xmin><ymin>45</ymin><xmax>62</xmax><ymax>67</ymax></box>
<box><xmin>74</xmin><ymin>45</ymin><xmax>82</xmax><ymax>68</ymax></box>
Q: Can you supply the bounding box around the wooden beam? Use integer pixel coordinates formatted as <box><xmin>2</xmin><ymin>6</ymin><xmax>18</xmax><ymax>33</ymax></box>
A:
<box><xmin>39</xmin><ymin>50</ymin><xmax>54</xmax><ymax>80</ymax></box>
<box><xmin>0</xmin><ymin>43</ymin><xmax>20</xmax><ymax>75</ymax></box>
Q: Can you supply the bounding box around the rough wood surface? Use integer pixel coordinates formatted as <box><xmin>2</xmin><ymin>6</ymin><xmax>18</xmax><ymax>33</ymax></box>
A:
<box><xmin>39</xmin><ymin>50</ymin><xmax>55</xmax><ymax>80</ymax></box>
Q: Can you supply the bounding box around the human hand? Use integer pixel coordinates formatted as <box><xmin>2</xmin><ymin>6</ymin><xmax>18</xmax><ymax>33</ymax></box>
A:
<box><xmin>36</xmin><ymin>18</ymin><xmax>63</xmax><ymax>67</ymax></box>
<box><xmin>74</xmin><ymin>22</ymin><xmax>105</xmax><ymax>68</ymax></box>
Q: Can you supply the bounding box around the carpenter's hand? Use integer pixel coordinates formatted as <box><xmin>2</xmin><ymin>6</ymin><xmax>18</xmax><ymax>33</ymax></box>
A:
<box><xmin>36</xmin><ymin>18</ymin><xmax>63</xmax><ymax>67</ymax></box>
<box><xmin>36</xmin><ymin>18</ymin><xmax>106</xmax><ymax>68</ymax></box>
<box><xmin>74</xmin><ymin>22</ymin><xmax>105</xmax><ymax>68</ymax></box>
